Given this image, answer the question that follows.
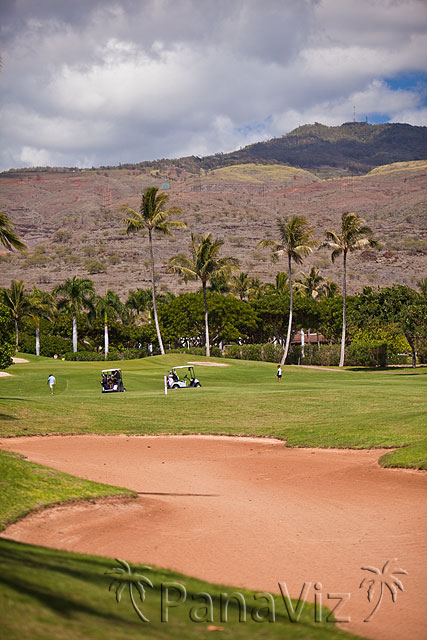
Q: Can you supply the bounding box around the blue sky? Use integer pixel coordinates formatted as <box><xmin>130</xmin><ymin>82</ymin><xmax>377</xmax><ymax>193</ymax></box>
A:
<box><xmin>0</xmin><ymin>0</ymin><xmax>426</xmax><ymax>171</ymax></box>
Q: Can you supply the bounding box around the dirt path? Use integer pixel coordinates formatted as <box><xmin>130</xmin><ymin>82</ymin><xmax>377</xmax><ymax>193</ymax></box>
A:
<box><xmin>1</xmin><ymin>435</ymin><xmax>426</xmax><ymax>640</ymax></box>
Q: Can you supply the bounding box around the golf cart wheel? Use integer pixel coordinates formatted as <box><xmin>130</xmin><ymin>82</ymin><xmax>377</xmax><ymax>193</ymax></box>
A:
<box><xmin>172</xmin><ymin>384</ymin><xmax>179</xmax><ymax>389</ymax></box>
<box><xmin>195</xmin><ymin>382</ymin><xmax>201</xmax><ymax>387</ymax></box>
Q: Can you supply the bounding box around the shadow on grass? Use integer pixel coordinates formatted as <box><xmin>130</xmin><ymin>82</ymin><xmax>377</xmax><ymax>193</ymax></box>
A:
<box><xmin>0</xmin><ymin>413</ymin><xmax>17</xmax><ymax>420</ymax></box>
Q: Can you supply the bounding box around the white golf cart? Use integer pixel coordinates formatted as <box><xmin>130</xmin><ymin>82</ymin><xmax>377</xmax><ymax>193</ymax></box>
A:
<box><xmin>101</xmin><ymin>368</ymin><xmax>125</xmax><ymax>393</ymax></box>
<box><xmin>167</xmin><ymin>366</ymin><xmax>201</xmax><ymax>389</ymax></box>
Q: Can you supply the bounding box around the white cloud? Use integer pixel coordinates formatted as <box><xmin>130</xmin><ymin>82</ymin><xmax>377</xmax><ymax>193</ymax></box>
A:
<box><xmin>0</xmin><ymin>0</ymin><xmax>426</xmax><ymax>171</ymax></box>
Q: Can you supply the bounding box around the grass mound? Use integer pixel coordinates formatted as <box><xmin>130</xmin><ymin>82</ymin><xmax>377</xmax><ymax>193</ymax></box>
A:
<box><xmin>0</xmin><ymin>539</ymin><xmax>364</xmax><ymax>640</ymax></box>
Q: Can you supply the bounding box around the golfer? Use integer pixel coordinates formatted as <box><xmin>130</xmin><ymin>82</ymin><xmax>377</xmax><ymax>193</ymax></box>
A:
<box><xmin>277</xmin><ymin>365</ymin><xmax>282</xmax><ymax>382</ymax></box>
<box><xmin>47</xmin><ymin>374</ymin><xmax>56</xmax><ymax>394</ymax></box>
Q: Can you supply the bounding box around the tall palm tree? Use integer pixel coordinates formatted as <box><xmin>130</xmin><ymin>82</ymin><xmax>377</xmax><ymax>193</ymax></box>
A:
<box><xmin>54</xmin><ymin>277</ymin><xmax>95</xmax><ymax>352</ymax></box>
<box><xmin>120</xmin><ymin>186</ymin><xmax>185</xmax><ymax>356</ymax></box>
<box><xmin>0</xmin><ymin>212</ymin><xmax>27</xmax><ymax>253</ymax></box>
<box><xmin>321</xmin><ymin>212</ymin><xmax>377</xmax><ymax>367</ymax></box>
<box><xmin>259</xmin><ymin>216</ymin><xmax>315</xmax><ymax>365</ymax></box>
<box><xmin>169</xmin><ymin>232</ymin><xmax>239</xmax><ymax>357</ymax></box>
<box><xmin>2</xmin><ymin>280</ymin><xmax>32</xmax><ymax>350</ymax></box>
<box><xmin>96</xmin><ymin>290</ymin><xmax>123</xmax><ymax>359</ymax></box>
<box><xmin>29</xmin><ymin>287</ymin><xmax>56</xmax><ymax>356</ymax></box>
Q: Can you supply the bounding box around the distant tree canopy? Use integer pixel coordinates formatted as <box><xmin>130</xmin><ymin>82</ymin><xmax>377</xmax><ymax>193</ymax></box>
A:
<box><xmin>0</xmin><ymin>301</ymin><xmax>15</xmax><ymax>369</ymax></box>
<box><xmin>159</xmin><ymin>292</ymin><xmax>257</xmax><ymax>347</ymax></box>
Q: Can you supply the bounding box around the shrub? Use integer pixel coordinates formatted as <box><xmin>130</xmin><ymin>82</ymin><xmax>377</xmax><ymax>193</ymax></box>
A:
<box><xmin>223</xmin><ymin>342</ymin><xmax>388</xmax><ymax>367</ymax></box>
<box><xmin>85</xmin><ymin>260</ymin><xmax>106</xmax><ymax>274</ymax></box>
<box><xmin>417</xmin><ymin>338</ymin><xmax>427</xmax><ymax>364</ymax></box>
<box><xmin>287</xmin><ymin>344</ymin><xmax>341</xmax><ymax>366</ymax></box>
<box><xmin>0</xmin><ymin>302</ymin><xmax>14</xmax><ymax>369</ymax></box>
<box><xmin>167</xmin><ymin>346</ymin><xmax>222</xmax><ymax>358</ymax></box>
<box><xmin>64</xmin><ymin>349</ymin><xmax>148</xmax><ymax>361</ymax></box>
<box><xmin>261</xmin><ymin>343</ymin><xmax>284</xmax><ymax>362</ymax></box>
<box><xmin>19</xmin><ymin>333</ymin><xmax>73</xmax><ymax>357</ymax></box>
<box><xmin>346</xmin><ymin>342</ymin><xmax>387</xmax><ymax>367</ymax></box>
<box><xmin>52</xmin><ymin>230</ymin><xmax>71</xmax><ymax>243</ymax></box>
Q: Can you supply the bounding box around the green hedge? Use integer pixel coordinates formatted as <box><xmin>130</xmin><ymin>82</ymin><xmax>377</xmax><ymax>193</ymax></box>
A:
<box><xmin>19</xmin><ymin>333</ymin><xmax>73</xmax><ymax>357</ymax></box>
<box><xmin>346</xmin><ymin>341</ymin><xmax>387</xmax><ymax>367</ymax></box>
<box><xmin>224</xmin><ymin>342</ymin><xmax>388</xmax><ymax>367</ymax></box>
<box><xmin>223</xmin><ymin>344</ymin><xmax>284</xmax><ymax>362</ymax></box>
<box><xmin>287</xmin><ymin>344</ymin><xmax>341</xmax><ymax>366</ymax></box>
<box><xmin>64</xmin><ymin>349</ymin><xmax>147</xmax><ymax>361</ymax></box>
<box><xmin>167</xmin><ymin>346</ymin><xmax>223</xmax><ymax>357</ymax></box>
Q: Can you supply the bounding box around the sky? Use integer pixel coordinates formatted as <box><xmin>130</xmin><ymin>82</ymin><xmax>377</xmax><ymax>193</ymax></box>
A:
<box><xmin>0</xmin><ymin>0</ymin><xmax>426</xmax><ymax>171</ymax></box>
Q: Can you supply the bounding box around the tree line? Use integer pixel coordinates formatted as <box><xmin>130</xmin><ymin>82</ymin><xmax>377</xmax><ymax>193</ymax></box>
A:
<box><xmin>1</xmin><ymin>188</ymin><xmax>426</xmax><ymax>368</ymax></box>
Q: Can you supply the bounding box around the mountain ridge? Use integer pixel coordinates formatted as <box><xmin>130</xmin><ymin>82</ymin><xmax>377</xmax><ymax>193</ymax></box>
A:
<box><xmin>3</xmin><ymin>122</ymin><xmax>427</xmax><ymax>178</ymax></box>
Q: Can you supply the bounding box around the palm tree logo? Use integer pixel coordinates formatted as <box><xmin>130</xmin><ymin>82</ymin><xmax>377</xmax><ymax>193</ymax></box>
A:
<box><xmin>360</xmin><ymin>559</ymin><xmax>407</xmax><ymax>622</ymax></box>
<box><xmin>105</xmin><ymin>559</ymin><xmax>154</xmax><ymax>622</ymax></box>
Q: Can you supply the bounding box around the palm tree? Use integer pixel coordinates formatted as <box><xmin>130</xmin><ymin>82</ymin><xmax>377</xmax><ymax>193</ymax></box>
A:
<box><xmin>54</xmin><ymin>277</ymin><xmax>95</xmax><ymax>352</ymax></box>
<box><xmin>417</xmin><ymin>277</ymin><xmax>427</xmax><ymax>297</ymax></box>
<box><xmin>323</xmin><ymin>279</ymin><xmax>340</xmax><ymax>298</ymax></box>
<box><xmin>29</xmin><ymin>287</ymin><xmax>56</xmax><ymax>356</ymax></box>
<box><xmin>321</xmin><ymin>212</ymin><xmax>377</xmax><ymax>367</ymax></box>
<box><xmin>295</xmin><ymin>266</ymin><xmax>326</xmax><ymax>299</ymax></box>
<box><xmin>247</xmin><ymin>277</ymin><xmax>266</xmax><ymax>301</ymax></box>
<box><xmin>0</xmin><ymin>212</ymin><xmax>27</xmax><ymax>253</ymax></box>
<box><xmin>96</xmin><ymin>290</ymin><xmax>123</xmax><ymax>359</ymax></box>
<box><xmin>360</xmin><ymin>559</ymin><xmax>407</xmax><ymax>622</ymax></box>
<box><xmin>259</xmin><ymin>216</ymin><xmax>315</xmax><ymax>365</ymax></box>
<box><xmin>120</xmin><ymin>186</ymin><xmax>185</xmax><ymax>356</ymax></box>
<box><xmin>231</xmin><ymin>271</ymin><xmax>250</xmax><ymax>300</ymax></box>
<box><xmin>126</xmin><ymin>288</ymin><xmax>153</xmax><ymax>324</ymax></box>
<box><xmin>169</xmin><ymin>232</ymin><xmax>239</xmax><ymax>357</ymax></box>
<box><xmin>105</xmin><ymin>559</ymin><xmax>153</xmax><ymax>623</ymax></box>
<box><xmin>2</xmin><ymin>280</ymin><xmax>32</xmax><ymax>350</ymax></box>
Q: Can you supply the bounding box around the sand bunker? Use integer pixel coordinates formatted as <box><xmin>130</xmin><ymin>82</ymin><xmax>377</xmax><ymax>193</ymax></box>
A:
<box><xmin>0</xmin><ymin>435</ymin><xmax>425</xmax><ymax>640</ymax></box>
<box><xmin>12</xmin><ymin>357</ymin><xmax>29</xmax><ymax>363</ymax></box>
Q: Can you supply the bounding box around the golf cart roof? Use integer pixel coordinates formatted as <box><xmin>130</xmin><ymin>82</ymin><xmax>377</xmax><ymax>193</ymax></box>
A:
<box><xmin>102</xmin><ymin>369</ymin><xmax>121</xmax><ymax>373</ymax></box>
<box><xmin>171</xmin><ymin>365</ymin><xmax>194</xmax><ymax>370</ymax></box>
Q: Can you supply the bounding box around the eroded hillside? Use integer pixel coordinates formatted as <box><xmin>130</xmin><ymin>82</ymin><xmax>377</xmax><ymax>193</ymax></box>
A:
<box><xmin>1</xmin><ymin>161</ymin><xmax>426</xmax><ymax>297</ymax></box>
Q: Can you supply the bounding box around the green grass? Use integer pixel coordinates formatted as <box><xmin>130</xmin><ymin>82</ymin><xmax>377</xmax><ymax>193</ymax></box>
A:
<box><xmin>0</xmin><ymin>355</ymin><xmax>424</xmax><ymax>640</ymax></box>
<box><xmin>0</xmin><ymin>538</ymin><xmax>365</xmax><ymax>640</ymax></box>
<box><xmin>0</xmin><ymin>448</ymin><xmax>135</xmax><ymax>531</ymax></box>
<box><xmin>1</xmin><ymin>354</ymin><xmax>426</xmax><ymax>468</ymax></box>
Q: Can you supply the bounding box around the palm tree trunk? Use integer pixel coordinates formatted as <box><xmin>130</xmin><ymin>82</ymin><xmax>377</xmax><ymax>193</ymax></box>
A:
<box><xmin>202</xmin><ymin>281</ymin><xmax>210</xmax><ymax>357</ymax></box>
<box><xmin>14</xmin><ymin>317</ymin><xmax>19</xmax><ymax>351</ymax></box>
<box><xmin>281</xmin><ymin>254</ymin><xmax>293</xmax><ymax>365</ymax></box>
<box><xmin>339</xmin><ymin>251</ymin><xmax>347</xmax><ymax>367</ymax></box>
<box><xmin>148</xmin><ymin>229</ymin><xmax>165</xmax><ymax>355</ymax></box>
<box><xmin>72</xmin><ymin>314</ymin><xmax>78</xmax><ymax>353</ymax></box>
<box><xmin>104</xmin><ymin>322</ymin><xmax>109</xmax><ymax>360</ymax></box>
<box><xmin>35</xmin><ymin>325</ymin><xmax>40</xmax><ymax>356</ymax></box>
